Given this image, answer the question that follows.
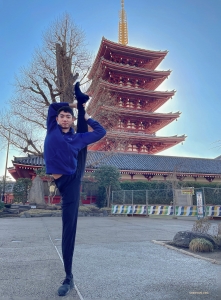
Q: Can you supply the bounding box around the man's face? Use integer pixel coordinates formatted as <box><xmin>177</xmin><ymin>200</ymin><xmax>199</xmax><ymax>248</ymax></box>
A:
<box><xmin>56</xmin><ymin>111</ymin><xmax>74</xmax><ymax>130</ymax></box>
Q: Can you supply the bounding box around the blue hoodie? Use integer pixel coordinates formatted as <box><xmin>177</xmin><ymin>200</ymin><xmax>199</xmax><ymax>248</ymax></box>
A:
<box><xmin>44</xmin><ymin>102</ymin><xmax>106</xmax><ymax>175</ymax></box>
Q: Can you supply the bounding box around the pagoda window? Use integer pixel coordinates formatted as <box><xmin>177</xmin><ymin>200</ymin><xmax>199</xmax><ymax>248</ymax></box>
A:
<box><xmin>127</xmin><ymin>144</ymin><xmax>138</xmax><ymax>152</ymax></box>
<box><xmin>126</xmin><ymin>99</ymin><xmax>130</xmax><ymax>107</ymax></box>
<box><xmin>140</xmin><ymin>145</ymin><xmax>148</xmax><ymax>153</ymax></box>
<box><xmin>117</xmin><ymin>143</ymin><xmax>125</xmax><ymax>151</ymax></box>
<box><xmin>137</xmin><ymin>101</ymin><xmax>141</xmax><ymax>109</ymax></box>
<box><xmin>128</xmin><ymin>100</ymin><xmax>134</xmax><ymax>108</ymax></box>
<box><xmin>118</xmin><ymin>97</ymin><xmax>123</xmax><ymax>106</ymax></box>
<box><xmin>127</xmin><ymin>80</ymin><xmax>132</xmax><ymax>87</ymax></box>
<box><xmin>118</xmin><ymin>119</ymin><xmax>124</xmax><ymax>129</ymax></box>
<box><xmin>127</xmin><ymin>120</ymin><xmax>136</xmax><ymax>129</ymax></box>
<box><xmin>139</xmin><ymin>122</ymin><xmax>145</xmax><ymax>131</ymax></box>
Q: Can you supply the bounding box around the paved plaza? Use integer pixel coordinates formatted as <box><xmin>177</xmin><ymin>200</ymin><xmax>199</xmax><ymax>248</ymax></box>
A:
<box><xmin>0</xmin><ymin>215</ymin><xmax>220</xmax><ymax>299</ymax></box>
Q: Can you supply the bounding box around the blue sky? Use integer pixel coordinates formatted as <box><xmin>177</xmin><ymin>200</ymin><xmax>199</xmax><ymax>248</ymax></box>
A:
<box><xmin>0</xmin><ymin>0</ymin><xmax>221</xmax><ymax>176</ymax></box>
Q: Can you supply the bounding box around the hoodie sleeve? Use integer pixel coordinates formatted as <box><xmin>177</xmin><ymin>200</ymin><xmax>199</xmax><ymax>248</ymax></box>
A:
<box><xmin>77</xmin><ymin>118</ymin><xmax>106</xmax><ymax>148</ymax></box>
<box><xmin>46</xmin><ymin>102</ymin><xmax>69</xmax><ymax>132</ymax></box>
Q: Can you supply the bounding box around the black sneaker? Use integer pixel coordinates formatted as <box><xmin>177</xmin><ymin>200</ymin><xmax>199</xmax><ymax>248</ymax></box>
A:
<box><xmin>57</xmin><ymin>277</ymin><xmax>74</xmax><ymax>297</ymax></box>
<box><xmin>74</xmin><ymin>82</ymin><xmax>89</xmax><ymax>107</ymax></box>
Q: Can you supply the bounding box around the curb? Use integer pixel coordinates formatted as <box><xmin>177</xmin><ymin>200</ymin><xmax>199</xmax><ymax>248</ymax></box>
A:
<box><xmin>152</xmin><ymin>240</ymin><xmax>221</xmax><ymax>265</ymax></box>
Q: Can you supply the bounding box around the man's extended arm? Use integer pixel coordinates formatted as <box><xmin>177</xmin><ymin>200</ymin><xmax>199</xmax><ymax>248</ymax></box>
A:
<box><xmin>77</xmin><ymin>118</ymin><xmax>106</xmax><ymax>148</ymax></box>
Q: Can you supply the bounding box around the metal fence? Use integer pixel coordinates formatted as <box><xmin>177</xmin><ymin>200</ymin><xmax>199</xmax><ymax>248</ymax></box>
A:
<box><xmin>111</xmin><ymin>187</ymin><xmax>221</xmax><ymax>217</ymax></box>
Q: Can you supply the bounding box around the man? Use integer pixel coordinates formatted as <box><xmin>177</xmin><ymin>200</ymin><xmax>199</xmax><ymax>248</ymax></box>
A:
<box><xmin>44</xmin><ymin>82</ymin><xmax>106</xmax><ymax>296</ymax></box>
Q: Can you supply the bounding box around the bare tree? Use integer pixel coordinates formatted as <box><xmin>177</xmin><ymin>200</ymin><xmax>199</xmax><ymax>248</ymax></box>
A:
<box><xmin>0</xmin><ymin>14</ymin><xmax>92</xmax><ymax>155</ymax></box>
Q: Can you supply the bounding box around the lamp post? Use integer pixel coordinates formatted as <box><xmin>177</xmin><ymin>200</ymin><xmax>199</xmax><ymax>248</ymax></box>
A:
<box><xmin>1</xmin><ymin>129</ymin><xmax>11</xmax><ymax>202</ymax></box>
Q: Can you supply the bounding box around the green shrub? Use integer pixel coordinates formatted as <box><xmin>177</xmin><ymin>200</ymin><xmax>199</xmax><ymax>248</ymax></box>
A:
<box><xmin>189</xmin><ymin>238</ymin><xmax>213</xmax><ymax>252</ymax></box>
<box><xmin>119</xmin><ymin>181</ymin><xmax>221</xmax><ymax>205</ymax></box>
<box><xmin>0</xmin><ymin>201</ymin><xmax>4</xmax><ymax>210</ymax></box>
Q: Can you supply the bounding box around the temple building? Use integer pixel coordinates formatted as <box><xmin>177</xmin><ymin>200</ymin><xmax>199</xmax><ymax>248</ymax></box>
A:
<box><xmin>86</xmin><ymin>0</ymin><xmax>185</xmax><ymax>154</ymax></box>
<box><xmin>8</xmin><ymin>153</ymin><xmax>221</xmax><ymax>184</ymax></box>
<box><xmin>87</xmin><ymin>38</ymin><xmax>185</xmax><ymax>154</ymax></box>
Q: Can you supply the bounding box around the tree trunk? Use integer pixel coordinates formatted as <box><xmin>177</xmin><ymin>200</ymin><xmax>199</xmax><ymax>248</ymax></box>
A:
<box><xmin>106</xmin><ymin>185</ymin><xmax>111</xmax><ymax>208</ymax></box>
<box><xmin>56</xmin><ymin>43</ymin><xmax>79</xmax><ymax>103</ymax></box>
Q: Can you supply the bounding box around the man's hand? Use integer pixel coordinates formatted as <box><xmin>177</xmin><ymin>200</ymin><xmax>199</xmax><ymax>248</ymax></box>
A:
<box><xmin>69</xmin><ymin>102</ymin><xmax>86</xmax><ymax>109</ymax></box>
<box><xmin>84</xmin><ymin>112</ymin><xmax>90</xmax><ymax>121</ymax></box>
<box><xmin>69</xmin><ymin>101</ymin><xmax>77</xmax><ymax>109</ymax></box>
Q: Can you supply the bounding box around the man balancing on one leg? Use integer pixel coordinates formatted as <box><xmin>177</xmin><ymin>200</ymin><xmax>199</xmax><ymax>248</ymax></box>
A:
<box><xmin>44</xmin><ymin>82</ymin><xmax>106</xmax><ymax>297</ymax></box>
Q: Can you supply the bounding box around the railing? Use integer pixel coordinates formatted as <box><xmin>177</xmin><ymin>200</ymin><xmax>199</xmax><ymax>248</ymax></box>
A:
<box><xmin>112</xmin><ymin>188</ymin><xmax>221</xmax><ymax>218</ymax></box>
<box><xmin>111</xmin><ymin>204</ymin><xmax>221</xmax><ymax>217</ymax></box>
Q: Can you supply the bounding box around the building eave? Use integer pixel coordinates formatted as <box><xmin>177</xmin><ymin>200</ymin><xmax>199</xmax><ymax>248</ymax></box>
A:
<box><xmin>88</xmin><ymin>37</ymin><xmax>168</xmax><ymax>79</ymax></box>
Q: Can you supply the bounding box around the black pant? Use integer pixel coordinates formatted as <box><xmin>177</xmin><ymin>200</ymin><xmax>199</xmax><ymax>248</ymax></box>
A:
<box><xmin>55</xmin><ymin>110</ymin><xmax>87</xmax><ymax>278</ymax></box>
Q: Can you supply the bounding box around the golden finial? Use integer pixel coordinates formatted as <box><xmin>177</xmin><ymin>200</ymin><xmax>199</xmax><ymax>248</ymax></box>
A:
<box><xmin>118</xmin><ymin>0</ymin><xmax>128</xmax><ymax>45</ymax></box>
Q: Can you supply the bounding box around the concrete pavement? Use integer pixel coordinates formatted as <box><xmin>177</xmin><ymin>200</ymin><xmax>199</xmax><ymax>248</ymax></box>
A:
<box><xmin>0</xmin><ymin>215</ymin><xmax>220</xmax><ymax>299</ymax></box>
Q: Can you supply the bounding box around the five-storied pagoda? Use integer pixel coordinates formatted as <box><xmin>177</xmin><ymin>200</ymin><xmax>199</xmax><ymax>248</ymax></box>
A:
<box><xmin>87</xmin><ymin>0</ymin><xmax>186</xmax><ymax>154</ymax></box>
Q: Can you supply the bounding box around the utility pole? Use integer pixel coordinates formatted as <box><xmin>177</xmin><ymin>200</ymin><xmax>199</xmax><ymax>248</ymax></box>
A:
<box><xmin>1</xmin><ymin>129</ymin><xmax>11</xmax><ymax>202</ymax></box>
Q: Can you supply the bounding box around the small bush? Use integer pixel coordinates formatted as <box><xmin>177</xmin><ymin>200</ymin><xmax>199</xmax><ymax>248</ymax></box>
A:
<box><xmin>189</xmin><ymin>238</ymin><xmax>213</xmax><ymax>252</ymax></box>
<box><xmin>85</xmin><ymin>205</ymin><xmax>100</xmax><ymax>212</ymax></box>
<box><xmin>78</xmin><ymin>206</ymin><xmax>91</xmax><ymax>213</ymax></box>
<box><xmin>99</xmin><ymin>207</ymin><xmax>111</xmax><ymax>212</ymax></box>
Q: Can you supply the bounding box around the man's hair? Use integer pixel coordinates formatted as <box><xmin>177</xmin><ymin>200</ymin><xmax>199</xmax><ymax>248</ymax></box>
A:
<box><xmin>57</xmin><ymin>106</ymin><xmax>74</xmax><ymax>116</ymax></box>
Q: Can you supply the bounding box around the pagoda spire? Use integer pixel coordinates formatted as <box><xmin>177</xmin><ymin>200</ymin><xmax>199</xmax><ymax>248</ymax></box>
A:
<box><xmin>118</xmin><ymin>0</ymin><xmax>128</xmax><ymax>46</ymax></box>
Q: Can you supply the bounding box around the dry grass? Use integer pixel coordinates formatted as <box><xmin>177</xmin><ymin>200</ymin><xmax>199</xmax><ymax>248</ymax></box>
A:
<box><xmin>189</xmin><ymin>238</ymin><xmax>213</xmax><ymax>253</ymax></box>
<box><xmin>192</xmin><ymin>217</ymin><xmax>211</xmax><ymax>234</ymax></box>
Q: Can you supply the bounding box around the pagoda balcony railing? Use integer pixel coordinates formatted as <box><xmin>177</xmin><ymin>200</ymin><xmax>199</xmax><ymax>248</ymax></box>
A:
<box><xmin>109</xmin><ymin>128</ymin><xmax>156</xmax><ymax>136</ymax></box>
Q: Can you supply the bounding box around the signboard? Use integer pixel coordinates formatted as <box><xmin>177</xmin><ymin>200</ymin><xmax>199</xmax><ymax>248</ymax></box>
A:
<box><xmin>181</xmin><ymin>187</ymin><xmax>194</xmax><ymax>195</ymax></box>
<box><xmin>196</xmin><ymin>191</ymin><xmax>204</xmax><ymax>219</ymax></box>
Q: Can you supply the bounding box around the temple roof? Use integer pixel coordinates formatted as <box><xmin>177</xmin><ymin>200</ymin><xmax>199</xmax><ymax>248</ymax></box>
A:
<box><xmin>88</xmin><ymin>80</ymin><xmax>175</xmax><ymax>113</ymax></box>
<box><xmin>101</xmin><ymin>105</ymin><xmax>180</xmax><ymax>119</ymax></box>
<box><xmin>99</xmin><ymin>58</ymin><xmax>171</xmax><ymax>76</ymax></box>
<box><xmin>88</xmin><ymin>37</ymin><xmax>168</xmax><ymax>78</ymax></box>
<box><xmin>10</xmin><ymin>152</ymin><xmax>221</xmax><ymax>176</ymax></box>
<box><xmin>92</xmin><ymin>58</ymin><xmax>171</xmax><ymax>90</ymax></box>
<box><xmin>86</xmin><ymin>152</ymin><xmax>221</xmax><ymax>176</ymax></box>
<box><xmin>104</xmin><ymin>131</ymin><xmax>185</xmax><ymax>140</ymax></box>
<box><xmin>94</xmin><ymin>106</ymin><xmax>180</xmax><ymax>134</ymax></box>
<box><xmin>89</xmin><ymin>80</ymin><xmax>175</xmax><ymax>98</ymax></box>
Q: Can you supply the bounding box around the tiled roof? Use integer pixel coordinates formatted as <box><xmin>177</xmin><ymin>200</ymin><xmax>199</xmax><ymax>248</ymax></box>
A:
<box><xmin>13</xmin><ymin>151</ymin><xmax>221</xmax><ymax>175</ymax></box>
<box><xmin>86</xmin><ymin>152</ymin><xmax>221</xmax><ymax>175</ymax></box>
<box><xmin>13</xmin><ymin>155</ymin><xmax>45</xmax><ymax>166</ymax></box>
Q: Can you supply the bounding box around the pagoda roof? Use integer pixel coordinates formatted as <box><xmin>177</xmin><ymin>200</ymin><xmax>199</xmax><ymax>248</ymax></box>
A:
<box><xmin>10</xmin><ymin>152</ymin><xmax>221</xmax><ymax>177</ymax></box>
<box><xmin>89</xmin><ymin>80</ymin><xmax>175</xmax><ymax>99</ymax></box>
<box><xmin>88</xmin><ymin>37</ymin><xmax>168</xmax><ymax>78</ymax></box>
<box><xmin>88</xmin><ymin>80</ymin><xmax>175</xmax><ymax>113</ymax></box>
<box><xmin>99</xmin><ymin>58</ymin><xmax>171</xmax><ymax>75</ymax></box>
<box><xmin>104</xmin><ymin>131</ymin><xmax>186</xmax><ymax>143</ymax></box>
<box><xmin>95</xmin><ymin>106</ymin><xmax>180</xmax><ymax>134</ymax></box>
<box><xmin>88</xmin><ymin>132</ymin><xmax>186</xmax><ymax>153</ymax></box>
<box><xmin>94</xmin><ymin>58</ymin><xmax>171</xmax><ymax>90</ymax></box>
<box><xmin>102</xmin><ymin>105</ymin><xmax>180</xmax><ymax>119</ymax></box>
